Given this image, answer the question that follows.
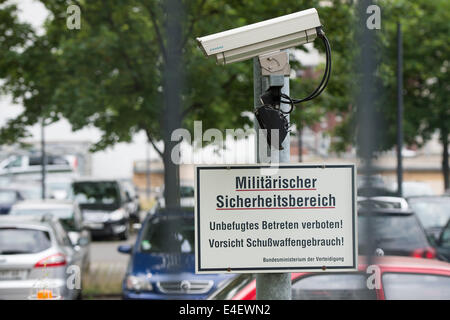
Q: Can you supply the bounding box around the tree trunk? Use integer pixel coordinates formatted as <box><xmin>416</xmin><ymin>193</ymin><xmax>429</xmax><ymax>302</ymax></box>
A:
<box><xmin>442</xmin><ymin>129</ymin><xmax>449</xmax><ymax>191</ymax></box>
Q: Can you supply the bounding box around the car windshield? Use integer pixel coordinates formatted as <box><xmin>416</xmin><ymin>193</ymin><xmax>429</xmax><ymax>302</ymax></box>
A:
<box><xmin>29</xmin><ymin>155</ymin><xmax>69</xmax><ymax>166</ymax></box>
<box><xmin>0</xmin><ymin>190</ymin><xmax>16</xmax><ymax>203</ymax></box>
<box><xmin>358</xmin><ymin>215</ymin><xmax>427</xmax><ymax>249</ymax></box>
<box><xmin>0</xmin><ymin>228</ymin><xmax>52</xmax><ymax>254</ymax></box>
<box><xmin>408</xmin><ymin>198</ymin><xmax>450</xmax><ymax>229</ymax></box>
<box><xmin>140</xmin><ymin>217</ymin><xmax>194</xmax><ymax>253</ymax></box>
<box><xmin>73</xmin><ymin>181</ymin><xmax>120</xmax><ymax>205</ymax></box>
<box><xmin>382</xmin><ymin>273</ymin><xmax>450</xmax><ymax>299</ymax></box>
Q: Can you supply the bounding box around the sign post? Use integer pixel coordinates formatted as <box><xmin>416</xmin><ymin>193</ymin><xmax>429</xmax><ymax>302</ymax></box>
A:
<box><xmin>253</xmin><ymin>55</ymin><xmax>292</xmax><ymax>299</ymax></box>
<box><xmin>195</xmin><ymin>164</ymin><xmax>358</xmax><ymax>282</ymax></box>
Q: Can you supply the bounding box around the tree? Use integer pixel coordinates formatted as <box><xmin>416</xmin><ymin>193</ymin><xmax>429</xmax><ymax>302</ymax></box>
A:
<box><xmin>379</xmin><ymin>0</ymin><xmax>449</xmax><ymax>189</ymax></box>
<box><xmin>0</xmin><ymin>1</ymin><xmax>60</xmax><ymax>142</ymax></box>
<box><xmin>326</xmin><ymin>0</ymin><xmax>449</xmax><ymax>189</ymax></box>
<box><xmin>5</xmin><ymin>0</ymin><xmax>361</xmax><ymax>204</ymax></box>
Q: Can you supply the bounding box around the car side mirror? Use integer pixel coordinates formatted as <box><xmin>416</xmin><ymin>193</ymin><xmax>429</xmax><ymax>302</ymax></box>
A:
<box><xmin>118</xmin><ymin>244</ymin><xmax>132</xmax><ymax>254</ymax></box>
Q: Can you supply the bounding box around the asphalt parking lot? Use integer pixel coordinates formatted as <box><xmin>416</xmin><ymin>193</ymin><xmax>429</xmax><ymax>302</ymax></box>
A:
<box><xmin>90</xmin><ymin>235</ymin><xmax>136</xmax><ymax>265</ymax></box>
<box><xmin>84</xmin><ymin>234</ymin><xmax>137</xmax><ymax>299</ymax></box>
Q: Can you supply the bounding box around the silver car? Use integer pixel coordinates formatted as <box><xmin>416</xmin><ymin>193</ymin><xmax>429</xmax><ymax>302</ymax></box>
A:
<box><xmin>0</xmin><ymin>216</ymin><xmax>83</xmax><ymax>300</ymax></box>
<box><xmin>9</xmin><ymin>200</ymin><xmax>91</xmax><ymax>274</ymax></box>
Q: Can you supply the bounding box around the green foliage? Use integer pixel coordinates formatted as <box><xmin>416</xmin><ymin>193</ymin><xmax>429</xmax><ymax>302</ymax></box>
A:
<box><xmin>380</xmin><ymin>0</ymin><xmax>449</xmax><ymax>147</ymax></box>
<box><xmin>0</xmin><ymin>0</ymin><xmax>325</xmax><ymax>153</ymax></box>
<box><xmin>0</xmin><ymin>0</ymin><xmax>447</xmax><ymax>160</ymax></box>
<box><xmin>329</xmin><ymin>0</ymin><xmax>449</xmax><ymax>153</ymax></box>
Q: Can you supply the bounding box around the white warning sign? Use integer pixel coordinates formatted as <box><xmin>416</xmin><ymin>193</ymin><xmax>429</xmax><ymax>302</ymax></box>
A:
<box><xmin>195</xmin><ymin>164</ymin><xmax>357</xmax><ymax>274</ymax></box>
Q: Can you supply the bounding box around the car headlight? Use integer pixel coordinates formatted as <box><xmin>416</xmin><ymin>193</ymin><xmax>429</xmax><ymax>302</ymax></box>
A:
<box><xmin>126</xmin><ymin>275</ymin><xmax>153</xmax><ymax>292</ymax></box>
<box><xmin>109</xmin><ymin>208</ymin><xmax>126</xmax><ymax>221</ymax></box>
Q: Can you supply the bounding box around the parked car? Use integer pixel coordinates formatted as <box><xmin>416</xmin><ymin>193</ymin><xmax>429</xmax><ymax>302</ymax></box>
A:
<box><xmin>0</xmin><ymin>215</ymin><xmax>84</xmax><ymax>299</ymax></box>
<box><xmin>46</xmin><ymin>178</ymin><xmax>75</xmax><ymax>200</ymax></box>
<box><xmin>358</xmin><ymin>208</ymin><xmax>435</xmax><ymax>259</ymax></box>
<box><xmin>157</xmin><ymin>183</ymin><xmax>195</xmax><ymax>208</ymax></box>
<box><xmin>0</xmin><ymin>154</ymin><xmax>75</xmax><ymax>178</ymax></box>
<box><xmin>73</xmin><ymin>179</ymin><xmax>131</xmax><ymax>240</ymax></box>
<box><xmin>208</xmin><ymin>256</ymin><xmax>450</xmax><ymax>300</ymax></box>
<box><xmin>0</xmin><ymin>188</ymin><xmax>25</xmax><ymax>215</ymax></box>
<box><xmin>435</xmin><ymin>219</ymin><xmax>450</xmax><ymax>262</ymax></box>
<box><xmin>118</xmin><ymin>207</ymin><xmax>233</xmax><ymax>299</ymax></box>
<box><xmin>9</xmin><ymin>200</ymin><xmax>91</xmax><ymax>273</ymax></box>
<box><xmin>6</xmin><ymin>182</ymin><xmax>42</xmax><ymax>200</ymax></box>
<box><xmin>6</xmin><ymin>176</ymin><xmax>76</xmax><ymax>201</ymax></box>
<box><xmin>120</xmin><ymin>179</ymin><xmax>141</xmax><ymax>224</ymax></box>
<box><xmin>408</xmin><ymin>196</ymin><xmax>450</xmax><ymax>243</ymax></box>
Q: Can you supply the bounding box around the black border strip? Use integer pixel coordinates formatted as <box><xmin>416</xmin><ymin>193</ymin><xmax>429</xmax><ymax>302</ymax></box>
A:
<box><xmin>196</xmin><ymin>165</ymin><xmax>357</xmax><ymax>272</ymax></box>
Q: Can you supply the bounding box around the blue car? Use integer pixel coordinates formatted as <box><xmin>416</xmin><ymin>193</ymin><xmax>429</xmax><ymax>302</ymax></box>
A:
<box><xmin>118</xmin><ymin>207</ymin><xmax>234</xmax><ymax>299</ymax></box>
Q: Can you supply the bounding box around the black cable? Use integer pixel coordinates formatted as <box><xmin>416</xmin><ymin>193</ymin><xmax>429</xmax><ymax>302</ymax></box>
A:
<box><xmin>280</xmin><ymin>27</ymin><xmax>332</xmax><ymax>109</ymax></box>
<box><xmin>279</xmin><ymin>94</ymin><xmax>294</xmax><ymax>114</ymax></box>
<box><xmin>294</xmin><ymin>28</ymin><xmax>331</xmax><ymax>102</ymax></box>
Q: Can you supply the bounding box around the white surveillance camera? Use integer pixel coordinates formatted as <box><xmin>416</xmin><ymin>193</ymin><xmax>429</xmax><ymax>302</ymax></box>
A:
<box><xmin>196</xmin><ymin>8</ymin><xmax>321</xmax><ymax>65</ymax></box>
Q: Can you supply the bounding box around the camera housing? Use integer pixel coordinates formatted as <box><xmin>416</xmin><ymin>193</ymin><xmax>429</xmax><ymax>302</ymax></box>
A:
<box><xmin>196</xmin><ymin>8</ymin><xmax>321</xmax><ymax>65</ymax></box>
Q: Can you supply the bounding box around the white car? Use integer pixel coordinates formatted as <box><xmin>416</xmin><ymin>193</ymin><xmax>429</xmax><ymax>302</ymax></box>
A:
<box><xmin>0</xmin><ymin>154</ymin><xmax>75</xmax><ymax>178</ymax></box>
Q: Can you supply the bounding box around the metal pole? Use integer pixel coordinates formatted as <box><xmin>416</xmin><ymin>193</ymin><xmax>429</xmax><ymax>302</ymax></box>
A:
<box><xmin>41</xmin><ymin>119</ymin><xmax>46</xmax><ymax>200</ymax></box>
<box><xmin>396</xmin><ymin>22</ymin><xmax>403</xmax><ymax>197</ymax></box>
<box><xmin>254</xmin><ymin>55</ymin><xmax>291</xmax><ymax>300</ymax></box>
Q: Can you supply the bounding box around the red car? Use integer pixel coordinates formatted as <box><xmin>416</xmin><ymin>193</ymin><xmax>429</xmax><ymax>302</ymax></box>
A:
<box><xmin>208</xmin><ymin>256</ymin><xmax>450</xmax><ymax>300</ymax></box>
